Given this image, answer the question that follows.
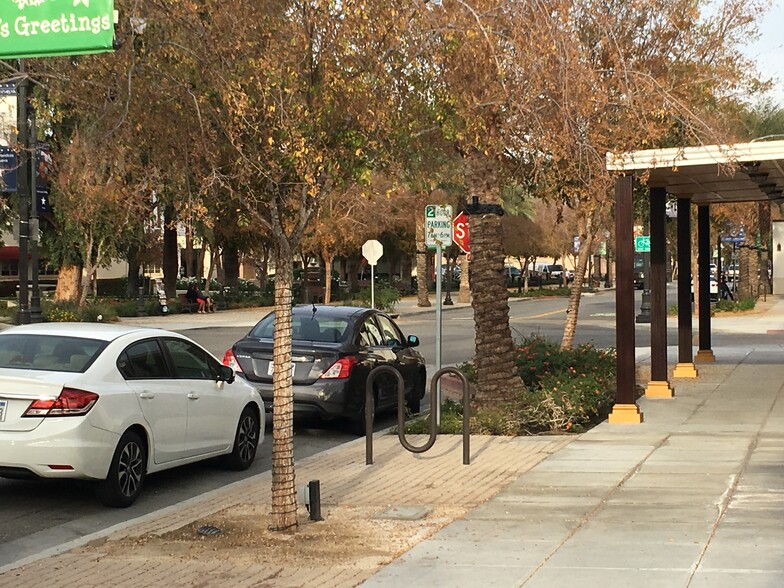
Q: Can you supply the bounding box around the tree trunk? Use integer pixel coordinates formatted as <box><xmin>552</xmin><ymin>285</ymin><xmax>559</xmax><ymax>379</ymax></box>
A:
<box><xmin>79</xmin><ymin>232</ymin><xmax>95</xmax><ymax>306</ymax></box>
<box><xmin>127</xmin><ymin>247</ymin><xmax>140</xmax><ymax>299</ymax></box>
<box><xmin>323</xmin><ymin>251</ymin><xmax>334</xmax><ymax>304</ymax></box>
<box><xmin>458</xmin><ymin>254</ymin><xmax>470</xmax><ymax>302</ymax></box>
<box><xmin>223</xmin><ymin>244</ymin><xmax>240</xmax><ymax>291</ymax></box>
<box><xmin>465</xmin><ymin>150</ymin><xmax>524</xmax><ymax>407</ymax></box>
<box><xmin>271</xmin><ymin>247</ymin><xmax>298</xmax><ymax>532</ymax></box>
<box><xmin>415</xmin><ymin>210</ymin><xmax>431</xmax><ymax>307</ymax></box>
<box><xmin>400</xmin><ymin>255</ymin><xmax>413</xmax><ymax>291</ymax></box>
<box><xmin>347</xmin><ymin>256</ymin><xmax>360</xmax><ymax>292</ymax></box>
<box><xmin>760</xmin><ymin>202</ymin><xmax>771</xmax><ymax>294</ymax></box>
<box><xmin>185</xmin><ymin>225</ymin><xmax>194</xmax><ymax>278</ymax></box>
<box><xmin>54</xmin><ymin>263</ymin><xmax>81</xmax><ymax>303</ymax></box>
<box><xmin>561</xmin><ymin>231</ymin><xmax>594</xmax><ymax>350</ymax></box>
<box><xmin>163</xmin><ymin>203</ymin><xmax>178</xmax><ymax>299</ymax></box>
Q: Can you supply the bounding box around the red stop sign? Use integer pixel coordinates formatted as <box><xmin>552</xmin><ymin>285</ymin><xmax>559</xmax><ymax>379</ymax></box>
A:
<box><xmin>452</xmin><ymin>212</ymin><xmax>470</xmax><ymax>253</ymax></box>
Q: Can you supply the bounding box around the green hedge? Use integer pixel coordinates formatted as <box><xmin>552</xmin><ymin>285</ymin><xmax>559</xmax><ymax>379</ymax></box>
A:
<box><xmin>405</xmin><ymin>335</ymin><xmax>617</xmax><ymax>436</ymax></box>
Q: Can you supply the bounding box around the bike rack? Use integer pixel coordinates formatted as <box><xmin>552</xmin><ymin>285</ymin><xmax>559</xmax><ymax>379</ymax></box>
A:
<box><xmin>364</xmin><ymin>365</ymin><xmax>471</xmax><ymax>466</ymax></box>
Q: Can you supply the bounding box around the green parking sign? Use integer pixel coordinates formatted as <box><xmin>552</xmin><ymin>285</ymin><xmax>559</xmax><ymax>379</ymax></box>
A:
<box><xmin>635</xmin><ymin>236</ymin><xmax>651</xmax><ymax>253</ymax></box>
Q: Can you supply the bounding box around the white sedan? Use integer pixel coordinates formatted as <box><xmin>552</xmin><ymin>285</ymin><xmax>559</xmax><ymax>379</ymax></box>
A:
<box><xmin>0</xmin><ymin>323</ymin><xmax>263</xmax><ymax>507</ymax></box>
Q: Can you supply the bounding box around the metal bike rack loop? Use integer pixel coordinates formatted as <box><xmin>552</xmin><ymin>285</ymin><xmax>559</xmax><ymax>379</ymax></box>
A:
<box><xmin>365</xmin><ymin>365</ymin><xmax>471</xmax><ymax>466</ymax></box>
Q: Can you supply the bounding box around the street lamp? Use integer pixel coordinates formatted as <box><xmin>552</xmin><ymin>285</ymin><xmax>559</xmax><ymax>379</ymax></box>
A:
<box><xmin>29</xmin><ymin>106</ymin><xmax>42</xmax><ymax>323</ymax></box>
<box><xmin>443</xmin><ymin>246</ymin><xmax>454</xmax><ymax>305</ymax></box>
<box><xmin>15</xmin><ymin>59</ymin><xmax>30</xmax><ymax>325</ymax></box>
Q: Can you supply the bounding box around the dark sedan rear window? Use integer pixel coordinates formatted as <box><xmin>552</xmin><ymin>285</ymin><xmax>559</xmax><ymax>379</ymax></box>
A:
<box><xmin>250</xmin><ymin>314</ymin><xmax>350</xmax><ymax>343</ymax></box>
<box><xmin>0</xmin><ymin>334</ymin><xmax>107</xmax><ymax>373</ymax></box>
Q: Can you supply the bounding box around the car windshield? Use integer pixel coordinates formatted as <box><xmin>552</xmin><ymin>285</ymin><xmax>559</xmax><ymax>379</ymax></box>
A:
<box><xmin>250</xmin><ymin>313</ymin><xmax>351</xmax><ymax>343</ymax></box>
<box><xmin>0</xmin><ymin>334</ymin><xmax>107</xmax><ymax>373</ymax></box>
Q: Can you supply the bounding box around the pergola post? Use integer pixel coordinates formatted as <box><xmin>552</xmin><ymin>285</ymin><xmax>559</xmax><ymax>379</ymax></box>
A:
<box><xmin>609</xmin><ymin>174</ymin><xmax>643</xmax><ymax>424</ymax></box>
<box><xmin>645</xmin><ymin>187</ymin><xmax>674</xmax><ymax>397</ymax></box>
<box><xmin>674</xmin><ymin>197</ymin><xmax>698</xmax><ymax>378</ymax></box>
<box><xmin>695</xmin><ymin>204</ymin><xmax>715</xmax><ymax>363</ymax></box>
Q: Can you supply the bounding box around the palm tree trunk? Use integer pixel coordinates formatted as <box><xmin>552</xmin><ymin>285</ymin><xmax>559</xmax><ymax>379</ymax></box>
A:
<box><xmin>271</xmin><ymin>250</ymin><xmax>298</xmax><ymax>532</ymax></box>
<box><xmin>465</xmin><ymin>151</ymin><xmax>524</xmax><ymax>407</ymax></box>
<box><xmin>458</xmin><ymin>254</ymin><xmax>470</xmax><ymax>303</ymax></box>
<box><xmin>416</xmin><ymin>207</ymin><xmax>431</xmax><ymax>307</ymax></box>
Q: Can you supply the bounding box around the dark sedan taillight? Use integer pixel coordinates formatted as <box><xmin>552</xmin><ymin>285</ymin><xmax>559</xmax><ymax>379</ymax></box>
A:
<box><xmin>222</xmin><ymin>349</ymin><xmax>244</xmax><ymax>374</ymax></box>
<box><xmin>319</xmin><ymin>356</ymin><xmax>357</xmax><ymax>379</ymax></box>
<box><xmin>22</xmin><ymin>388</ymin><xmax>99</xmax><ymax>417</ymax></box>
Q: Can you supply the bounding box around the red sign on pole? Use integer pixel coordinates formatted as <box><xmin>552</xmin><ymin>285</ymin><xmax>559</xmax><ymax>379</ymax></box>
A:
<box><xmin>452</xmin><ymin>212</ymin><xmax>470</xmax><ymax>253</ymax></box>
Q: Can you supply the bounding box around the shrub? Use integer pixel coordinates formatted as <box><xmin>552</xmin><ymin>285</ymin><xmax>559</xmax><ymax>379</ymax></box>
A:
<box><xmin>43</xmin><ymin>303</ymin><xmax>79</xmax><ymax>322</ymax></box>
<box><xmin>404</xmin><ymin>335</ymin><xmax>617</xmax><ymax>436</ymax></box>
<box><xmin>79</xmin><ymin>303</ymin><xmax>119</xmax><ymax>323</ymax></box>
<box><xmin>347</xmin><ymin>285</ymin><xmax>400</xmax><ymax>313</ymax></box>
<box><xmin>714</xmin><ymin>297</ymin><xmax>756</xmax><ymax>313</ymax></box>
<box><xmin>509</xmin><ymin>286</ymin><xmax>572</xmax><ymax>298</ymax></box>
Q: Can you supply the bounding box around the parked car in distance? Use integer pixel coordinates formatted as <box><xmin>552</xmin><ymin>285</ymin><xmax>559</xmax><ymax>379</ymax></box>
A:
<box><xmin>223</xmin><ymin>305</ymin><xmax>427</xmax><ymax>435</ymax></box>
<box><xmin>633</xmin><ymin>254</ymin><xmax>645</xmax><ymax>289</ymax></box>
<box><xmin>546</xmin><ymin>264</ymin><xmax>573</xmax><ymax>283</ymax></box>
<box><xmin>0</xmin><ymin>324</ymin><xmax>263</xmax><ymax>507</ymax></box>
<box><xmin>504</xmin><ymin>265</ymin><xmax>522</xmax><ymax>286</ymax></box>
<box><xmin>725</xmin><ymin>263</ymin><xmax>739</xmax><ymax>278</ymax></box>
<box><xmin>691</xmin><ymin>276</ymin><xmax>719</xmax><ymax>301</ymax></box>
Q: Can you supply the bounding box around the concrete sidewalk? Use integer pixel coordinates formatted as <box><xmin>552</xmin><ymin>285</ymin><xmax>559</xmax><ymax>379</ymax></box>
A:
<box><xmin>3</xmin><ymin>296</ymin><xmax>784</xmax><ymax>587</ymax></box>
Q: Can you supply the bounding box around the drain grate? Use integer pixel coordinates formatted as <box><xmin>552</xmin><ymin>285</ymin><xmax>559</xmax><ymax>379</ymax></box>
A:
<box><xmin>196</xmin><ymin>524</ymin><xmax>223</xmax><ymax>536</ymax></box>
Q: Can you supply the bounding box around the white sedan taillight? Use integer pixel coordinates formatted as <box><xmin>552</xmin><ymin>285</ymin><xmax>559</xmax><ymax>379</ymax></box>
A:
<box><xmin>320</xmin><ymin>356</ymin><xmax>357</xmax><ymax>379</ymax></box>
<box><xmin>22</xmin><ymin>388</ymin><xmax>99</xmax><ymax>417</ymax></box>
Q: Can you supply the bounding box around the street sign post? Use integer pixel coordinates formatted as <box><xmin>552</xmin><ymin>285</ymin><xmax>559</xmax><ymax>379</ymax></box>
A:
<box><xmin>424</xmin><ymin>204</ymin><xmax>452</xmax><ymax>427</ymax></box>
<box><xmin>452</xmin><ymin>211</ymin><xmax>470</xmax><ymax>253</ymax></box>
<box><xmin>362</xmin><ymin>239</ymin><xmax>383</xmax><ymax>310</ymax></box>
<box><xmin>425</xmin><ymin>204</ymin><xmax>453</xmax><ymax>248</ymax></box>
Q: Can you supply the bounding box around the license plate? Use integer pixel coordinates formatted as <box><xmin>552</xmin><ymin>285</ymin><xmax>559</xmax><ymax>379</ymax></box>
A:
<box><xmin>267</xmin><ymin>362</ymin><xmax>295</xmax><ymax>378</ymax></box>
<box><xmin>0</xmin><ymin>399</ymin><xmax>6</xmax><ymax>422</ymax></box>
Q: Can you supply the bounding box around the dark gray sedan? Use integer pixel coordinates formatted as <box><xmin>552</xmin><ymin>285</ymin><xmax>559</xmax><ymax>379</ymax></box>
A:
<box><xmin>223</xmin><ymin>305</ymin><xmax>426</xmax><ymax>434</ymax></box>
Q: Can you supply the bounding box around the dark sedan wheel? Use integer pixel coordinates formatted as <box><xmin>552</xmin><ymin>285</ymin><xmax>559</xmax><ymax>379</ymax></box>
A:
<box><xmin>223</xmin><ymin>406</ymin><xmax>260</xmax><ymax>470</ymax></box>
<box><xmin>406</xmin><ymin>373</ymin><xmax>425</xmax><ymax>414</ymax></box>
<box><xmin>97</xmin><ymin>430</ymin><xmax>147</xmax><ymax>508</ymax></box>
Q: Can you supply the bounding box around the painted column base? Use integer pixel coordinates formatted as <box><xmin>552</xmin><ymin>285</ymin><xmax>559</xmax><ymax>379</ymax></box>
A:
<box><xmin>673</xmin><ymin>362</ymin><xmax>698</xmax><ymax>378</ymax></box>
<box><xmin>645</xmin><ymin>381</ymin><xmax>675</xmax><ymax>398</ymax></box>
<box><xmin>695</xmin><ymin>349</ymin><xmax>716</xmax><ymax>363</ymax></box>
<box><xmin>608</xmin><ymin>403</ymin><xmax>644</xmax><ymax>424</ymax></box>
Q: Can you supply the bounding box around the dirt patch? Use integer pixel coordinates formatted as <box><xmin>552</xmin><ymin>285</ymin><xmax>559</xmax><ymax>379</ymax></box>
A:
<box><xmin>97</xmin><ymin>504</ymin><xmax>463</xmax><ymax>571</ymax></box>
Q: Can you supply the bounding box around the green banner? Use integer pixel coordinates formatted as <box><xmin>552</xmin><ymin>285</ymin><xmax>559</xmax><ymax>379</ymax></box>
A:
<box><xmin>0</xmin><ymin>0</ymin><xmax>115</xmax><ymax>59</ymax></box>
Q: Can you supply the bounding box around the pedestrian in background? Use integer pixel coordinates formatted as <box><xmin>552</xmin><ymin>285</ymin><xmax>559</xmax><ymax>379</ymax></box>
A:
<box><xmin>186</xmin><ymin>282</ymin><xmax>207</xmax><ymax>313</ymax></box>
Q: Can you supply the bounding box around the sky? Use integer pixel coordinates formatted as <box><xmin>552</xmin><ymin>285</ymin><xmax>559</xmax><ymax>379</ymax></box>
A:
<box><xmin>744</xmin><ymin>0</ymin><xmax>784</xmax><ymax>104</ymax></box>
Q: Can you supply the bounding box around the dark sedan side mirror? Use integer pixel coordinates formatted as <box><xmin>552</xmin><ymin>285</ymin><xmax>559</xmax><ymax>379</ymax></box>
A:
<box><xmin>218</xmin><ymin>364</ymin><xmax>236</xmax><ymax>384</ymax></box>
<box><xmin>407</xmin><ymin>335</ymin><xmax>420</xmax><ymax>348</ymax></box>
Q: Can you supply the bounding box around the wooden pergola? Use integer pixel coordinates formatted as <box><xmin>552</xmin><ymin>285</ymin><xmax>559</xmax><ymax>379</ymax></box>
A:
<box><xmin>604</xmin><ymin>140</ymin><xmax>784</xmax><ymax>423</ymax></box>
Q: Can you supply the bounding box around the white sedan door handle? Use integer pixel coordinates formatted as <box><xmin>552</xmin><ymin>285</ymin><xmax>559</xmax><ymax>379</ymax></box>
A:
<box><xmin>187</xmin><ymin>392</ymin><xmax>199</xmax><ymax>400</ymax></box>
<box><xmin>139</xmin><ymin>391</ymin><xmax>155</xmax><ymax>399</ymax></box>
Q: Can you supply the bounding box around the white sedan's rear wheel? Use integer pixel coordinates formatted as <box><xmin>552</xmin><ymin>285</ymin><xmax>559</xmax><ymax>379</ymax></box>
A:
<box><xmin>96</xmin><ymin>431</ymin><xmax>147</xmax><ymax>508</ymax></box>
